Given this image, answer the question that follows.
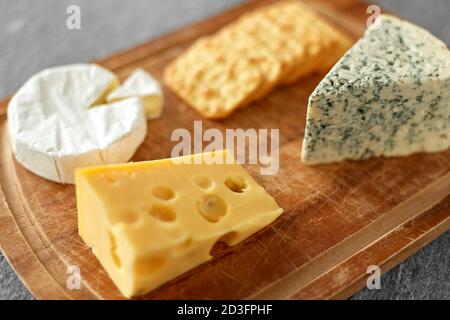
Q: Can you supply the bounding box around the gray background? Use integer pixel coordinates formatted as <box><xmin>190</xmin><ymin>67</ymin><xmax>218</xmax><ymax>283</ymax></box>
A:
<box><xmin>0</xmin><ymin>0</ymin><xmax>449</xmax><ymax>300</ymax></box>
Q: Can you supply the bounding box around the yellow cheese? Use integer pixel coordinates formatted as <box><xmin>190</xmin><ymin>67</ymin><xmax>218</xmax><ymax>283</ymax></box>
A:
<box><xmin>76</xmin><ymin>150</ymin><xmax>283</xmax><ymax>297</ymax></box>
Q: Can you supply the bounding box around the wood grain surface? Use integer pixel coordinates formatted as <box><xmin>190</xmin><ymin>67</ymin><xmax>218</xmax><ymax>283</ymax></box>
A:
<box><xmin>0</xmin><ymin>0</ymin><xmax>449</xmax><ymax>300</ymax></box>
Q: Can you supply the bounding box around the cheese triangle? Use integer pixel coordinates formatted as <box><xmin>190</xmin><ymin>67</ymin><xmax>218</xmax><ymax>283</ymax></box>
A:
<box><xmin>107</xmin><ymin>68</ymin><xmax>164</xmax><ymax>119</ymax></box>
<box><xmin>302</xmin><ymin>15</ymin><xmax>450</xmax><ymax>164</ymax></box>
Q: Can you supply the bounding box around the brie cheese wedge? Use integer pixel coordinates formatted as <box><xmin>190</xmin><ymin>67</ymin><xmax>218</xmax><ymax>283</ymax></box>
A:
<box><xmin>107</xmin><ymin>68</ymin><xmax>164</xmax><ymax>119</ymax></box>
<box><xmin>8</xmin><ymin>64</ymin><xmax>147</xmax><ymax>184</ymax></box>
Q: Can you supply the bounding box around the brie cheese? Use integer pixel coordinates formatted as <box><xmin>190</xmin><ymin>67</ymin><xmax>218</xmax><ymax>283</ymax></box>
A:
<box><xmin>8</xmin><ymin>64</ymin><xmax>147</xmax><ymax>184</ymax></box>
<box><xmin>107</xmin><ymin>68</ymin><xmax>164</xmax><ymax>119</ymax></box>
<box><xmin>302</xmin><ymin>15</ymin><xmax>450</xmax><ymax>164</ymax></box>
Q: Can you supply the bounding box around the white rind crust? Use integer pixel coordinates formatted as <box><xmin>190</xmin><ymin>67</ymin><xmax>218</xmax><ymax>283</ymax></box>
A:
<box><xmin>107</xmin><ymin>68</ymin><xmax>164</xmax><ymax>119</ymax></box>
<box><xmin>8</xmin><ymin>64</ymin><xmax>147</xmax><ymax>184</ymax></box>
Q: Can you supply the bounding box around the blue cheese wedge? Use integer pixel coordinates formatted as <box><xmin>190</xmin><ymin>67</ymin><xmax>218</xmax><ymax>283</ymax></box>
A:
<box><xmin>301</xmin><ymin>15</ymin><xmax>450</xmax><ymax>164</ymax></box>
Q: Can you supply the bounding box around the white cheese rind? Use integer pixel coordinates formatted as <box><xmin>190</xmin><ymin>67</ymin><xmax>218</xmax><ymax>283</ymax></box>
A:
<box><xmin>107</xmin><ymin>68</ymin><xmax>164</xmax><ymax>119</ymax></box>
<box><xmin>8</xmin><ymin>64</ymin><xmax>147</xmax><ymax>184</ymax></box>
<box><xmin>302</xmin><ymin>15</ymin><xmax>450</xmax><ymax>164</ymax></box>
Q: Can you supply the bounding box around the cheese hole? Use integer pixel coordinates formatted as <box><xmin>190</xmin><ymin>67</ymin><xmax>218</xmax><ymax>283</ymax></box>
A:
<box><xmin>225</xmin><ymin>175</ymin><xmax>247</xmax><ymax>193</ymax></box>
<box><xmin>134</xmin><ymin>257</ymin><xmax>165</xmax><ymax>275</ymax></box>
<box><xmin>209</xmin><ymin>232</ymin><xmax>237</xmax><ymax>256</ymax></box>
<box><xmin>152</xmin><ymin>186</ymin><xmax>175</xmax><ymax>201</ymax></box>
<box><xmin>218</xmin><ymin>231</ymin><xmax>238</xmax><ymax>245</ymax></box>
<box><xmin>148</xmin><ymin>205</ymin><xmax>176</xmax><ymax>222</ymax></box>
<box><xmin>197</xmin><ymin>194</ymin><xmax>228</xmax><ymax>223</ymax></box>
<box><xmin>194</xmin><ymin>176</ymin><xmax>213</xmax><ymax>190</ymax></box>
<box><xmin>108</xmin><ymin>232</ymin><xmax>122</xmax><ymax>269</ymax></box>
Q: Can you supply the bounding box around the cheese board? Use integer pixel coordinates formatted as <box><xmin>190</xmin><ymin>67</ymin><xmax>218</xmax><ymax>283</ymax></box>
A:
<box><xmin>1</xmin><ymin>0</ymin><xmax>450</xmax><ymax>300</ymax></box>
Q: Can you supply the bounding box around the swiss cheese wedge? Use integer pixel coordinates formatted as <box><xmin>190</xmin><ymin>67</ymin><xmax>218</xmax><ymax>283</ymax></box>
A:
<box><xmin>76</xmin><ymin>150</ymin><xmax>283</xmax><ymax>297</ymax></box>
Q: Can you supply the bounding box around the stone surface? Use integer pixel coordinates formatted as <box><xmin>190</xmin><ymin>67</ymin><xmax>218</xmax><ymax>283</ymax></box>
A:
<box><xmin>0</xmin><ymin>0</ymin><xmax>448</xmax><ymax>300</ymax></box>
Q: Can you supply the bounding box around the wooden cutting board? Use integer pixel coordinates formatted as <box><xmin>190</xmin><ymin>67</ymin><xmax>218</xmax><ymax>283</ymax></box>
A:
<box><xmin>1</xmin><ymin>0</ymin><xmax>449</xmax><ymax>300</ymax></box>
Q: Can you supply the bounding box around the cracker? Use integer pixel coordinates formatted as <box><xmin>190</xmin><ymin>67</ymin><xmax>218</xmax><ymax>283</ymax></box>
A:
<box><xmin>164</xmin><ymin>37</ymin><xmax>263</xmax><ymax>119</ymax></box>
<box><xmin>163</xmin><ymin>0</ymin><xmax>353</xmax><ymax>118</ymax></box>
<box><xmin>267</xmin><ymin>2</ymin><xmax>352</xmax><ymax>83</ymax></box>
<box><xmin>212</xmin><ymin>28</ymin><xmax>283</xmax><ymax>103</ymax></box>
<box><xmin>229</xmin><ymin>9</ymin><xmax>307</xmax><ymax>82</ymax></box>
